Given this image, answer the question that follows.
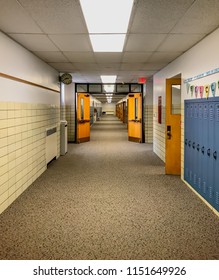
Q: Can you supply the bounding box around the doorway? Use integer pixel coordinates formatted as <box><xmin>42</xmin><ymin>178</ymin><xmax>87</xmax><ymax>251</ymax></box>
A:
<box><xmin>165</xmin><ymin>77</ymin><xmax>181</xmax><ymax>175</ymax></box>
<box><xmin>77</xmin><ymin>92</ymin><xmax>90</xmax><ymax>143</ymax></box>
<box><xmin>128</xmin><ymin>92</ymin><xmax>142</xmax><ymax>143</ymax></box>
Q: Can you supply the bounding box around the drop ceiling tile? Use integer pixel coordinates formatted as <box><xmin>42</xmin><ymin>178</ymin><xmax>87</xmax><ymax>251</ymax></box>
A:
<box><xmin>94</xmin><ymin>53</ymin><xmax>122</xmax><ymax>63</ymax></box>
<box><xmin>122</xmin><ymin>52</ymin><xmax>152</xmax><ymax>63</ymax></box>
<box><xmin>9</xmin><ymin>34</ymin><xmax>59</xmax><ymax>51</ymax></box>
<box><xmin>142</xmin><ymin>63</ymin><xmax>167</xmax><ymax>71</ymax></box>
<box><xmin>18</xmin><ymin>0</ymin><xmax>87</xmax><ymax>34</ymax></box>
<box><xmin>64</xmin><ymin>52</ymin><xmax>95</xmax><ymax>63</ymax></box>
<box><xmin>49</xmin><ymin>35</ymin><xmax>92</xmax><ymax>52</ymax></box>
<box><xmin>157</xmin><ymin>34</ymin><xmax>204</xmax><ymax>52</ymax></box>
<box><xmin>171</xmin><ymin>0</ymin><xmax>219</xmax><ymax>34</ymax></box>
<box><xmin>0</xmin><ymin>0</ymin><xmax>42</xmax><ymax>33</ymax></box>
<box><xmin>130</xmin><ymin>0</ymin><xmax>194</xmax><ymax>33</ymax></box>
<box><xmin>125</xmin><ymin>34</ymin><xmax>167</xmax><ymax>52</ymax></box>
<box><xmin>74</xmin><ymin>63</ymin><xmax>100</xmax><ymax>71</ymax></box>
<box><xmin>72</xmin><ymin>74</ymin><xmax>87</xmax><ymax>83</ymax></box>
<box><xmin>116</xmin><ymin>76</ymin><xmax>135</xmax><ymax>83</ymax></box>
<box><xmin>85</xmin><ymin>76</ymin><xmax>102</xmax><ymax>83</ymax></box>
<box><xmin>33</xmin><ymin>51</ymin><xmax>68</xmax><ymax>62</ymax></box>
<box><xmin>48</xmin><ymin>62</ymin><xmax>75</xmax><ymax>72</ymax></box>
<box><xmin>98</xmin><ymin>63</ymin><xmax>120</xmax><ymax>71</ymax></box>
<box><xmin>120</xmin><ymin>63</ymin><xmax>146</xmax><ymax>71</ymax></box>
<box><xmin>148</xmin><ymin>52</ymin><xmax>182</xmax><ymax>63</ymax></box>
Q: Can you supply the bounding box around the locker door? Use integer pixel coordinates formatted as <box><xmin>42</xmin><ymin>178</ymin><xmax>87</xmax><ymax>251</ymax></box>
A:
<box><xmin>214</xmin><ymin>102</ymin><xmax>219</xmax><ymax>211</ymax></box>
<box><xmin>193</xmin><ymin>103</ymin><xmax>199</xmax><ymax>189</ymax></box>
<box><xmin>197</xmin><ymin>103</ymin><xmax>203</xmax><ymax>192</ymax></box>
<box><xmin>184</xmin><ymin>102</ymin><xmax>190</xmax><ymax>182</ymax></box>
<box><xmin>207</xmin><ymin>103</ymin><xmax>215</xmax><ymax>205</ymax></box>
<box><xmin>201</xmin><ymin>103</ymin><xmax>208</xmax><ymax>199</ymax></box>
<box><xmin>188</xmin><ymin>103</ymin><xmax>194</xmax><ymax>185</ymax></box>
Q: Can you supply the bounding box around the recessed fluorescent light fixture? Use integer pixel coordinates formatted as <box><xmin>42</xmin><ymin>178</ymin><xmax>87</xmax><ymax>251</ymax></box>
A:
<box><xmin>101</xmin><ymin>75</ymin><xmax>117</xmax><ymax>83</ymax></box>
<box><xmin>79</xmin><ymin>0</ymin><xmax>134</xmax><ymax>34</ymax></box>
<box><xmin>90</xmin><ymin>34</ymin><xmax>126</xmax><ymax>52</ymax></box>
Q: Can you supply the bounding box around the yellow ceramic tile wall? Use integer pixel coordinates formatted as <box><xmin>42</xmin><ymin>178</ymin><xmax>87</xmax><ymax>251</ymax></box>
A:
<box><xmin>0</xmin><ymin>102</ymin><xmax>60</xmax><ymax>214</ymax></box>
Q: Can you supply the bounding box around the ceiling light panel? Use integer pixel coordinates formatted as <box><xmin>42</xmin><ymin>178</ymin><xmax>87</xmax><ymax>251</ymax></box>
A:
<box><xmin>101</xmin><ymin>75</ymin><xmax>117</xmax><ymax>83</ymax></box>
<box><xmin>90</xmin><ymin>34</ymin><xmax>126</xmax><ymax>52</ymax></box>
<box><xmin>79</xmin><ymin>0</ymin><xmax>134</xmax><ymax>33</ymax></box>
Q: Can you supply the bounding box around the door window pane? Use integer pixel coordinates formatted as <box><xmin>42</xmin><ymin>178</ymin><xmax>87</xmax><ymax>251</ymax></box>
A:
<box><xmin>171</xmin><ymin>85</ymin><xmax>181</xmax><ymax>114</ymax></box>
<box><xmin>135</xmin><ymin>98</ymin><xmax>138</xmax><ymax>119</ymax></box>
<box><xmin>81</xmin><ymin>98</ymin><xmax>84</xmax><ymax>120</ymax></box>
<box><xmin>77</xmin><ymin>84</ymin><xmax>88</xmax><ymax>92</ymax></box>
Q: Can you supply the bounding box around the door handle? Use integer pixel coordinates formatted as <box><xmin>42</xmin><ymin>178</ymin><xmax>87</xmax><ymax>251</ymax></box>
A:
<box><xmin>79</xmin><ymin>119</ymin><xmax>90</xmax><ymax>123</ymax></box>
<box><xmin>213</xmin><ymin>151</ymin><xmax>217</xmax><ymax>160</ymax></box>
<box><xmin>130</xmin><ymin>119</ymin><xmax>141</xmax><ymax>123</ymax></box>
<box><xmin>167</xmin><ymin>125</ymin><xmax>171</xmax><ymax>139</ymax></box>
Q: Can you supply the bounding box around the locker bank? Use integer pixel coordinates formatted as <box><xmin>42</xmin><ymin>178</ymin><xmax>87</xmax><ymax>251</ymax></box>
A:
<box><xmin>0</xmin><ymin>0</ymin><xmax>219</xmax><ymax>260</ymax></box>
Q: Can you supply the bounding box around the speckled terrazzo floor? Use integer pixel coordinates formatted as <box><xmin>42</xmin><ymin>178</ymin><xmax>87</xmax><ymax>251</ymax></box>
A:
<box><xmin>0</xmin><ymin>115</ymin><xmax>219</xmax><ymax>260</ymax></box>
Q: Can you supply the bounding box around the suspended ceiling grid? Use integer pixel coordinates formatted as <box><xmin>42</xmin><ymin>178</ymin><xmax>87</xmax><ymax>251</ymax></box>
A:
<box><xmin>0</xmin><ymin>0</ymin><xmax>218</xmax><ymax>85</ymax></box>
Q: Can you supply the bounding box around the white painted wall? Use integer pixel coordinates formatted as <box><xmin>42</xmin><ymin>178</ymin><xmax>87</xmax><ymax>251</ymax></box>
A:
<box><xmin>102</xmin><ymin>103</ymin><xmax>116</xmax><ymax>114</ymax></box>
<box><xmin>0</xmin><ymin>32</ymin><xmax>59</xmax><ymax>91</ymax></box>
<box><xmin>0</xmin><ymin>31</ymin><xmax>60</xmax><ymax>214</ymax></box>
<box><xmin>154</xmin><ymin>27</ymin><xmax>219</xmax><ymax>108</ymax></box>
<box><xmin>153</xmin><ymin>27</ymin><xmax>219</xmax><ymax>164</ymax></box>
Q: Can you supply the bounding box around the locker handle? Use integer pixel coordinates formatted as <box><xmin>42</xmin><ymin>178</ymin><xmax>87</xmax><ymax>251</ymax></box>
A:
<box><xmin>185</xmin><ymin>139</ymin><xmax>188</xmax><ymax>146</ymax></box>
<box><xmin>201</xmin><ymin>146</ymin><xmax>205</xmax><ymax>154</ymax></box>
<box><xmin>192</xmin><ymin>142</ymin><xmax>195</xmax><ymax>149</ymax></box>
<box><xmin>188</xmin><ymin>141</ymin><xmax>191</xmax><ymax>147</ymax></box>
<box><xmin>207</xmin><ymin>149</ymin><xmax>211</xmax><ymax>157</ymax></box>
<box><xmin>197</xmin><ymin>144</ymin><xmax>200</xmax><ymax>151</ymax></box>
<box><xmin>213</xmin><ymin>151</ymin><xmax>217</xmax><ymax>160</ymax></box>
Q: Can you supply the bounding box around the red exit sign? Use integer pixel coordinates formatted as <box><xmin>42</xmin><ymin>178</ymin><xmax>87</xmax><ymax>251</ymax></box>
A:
<box><xmin>138</xmin><ymin>77</ymin><xmax>147</xmax><ymax>84</ymax></box>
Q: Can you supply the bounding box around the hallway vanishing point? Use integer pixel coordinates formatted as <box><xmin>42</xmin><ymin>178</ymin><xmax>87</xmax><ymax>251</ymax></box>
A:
<box><xmin>0</xmin><ymin>115</ymin><xmax>219</xmax><ymax>260</ymax></box>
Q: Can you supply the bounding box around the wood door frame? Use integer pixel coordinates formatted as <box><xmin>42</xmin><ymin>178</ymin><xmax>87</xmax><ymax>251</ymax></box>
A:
<box><xmin>128</xmin><ymin>92</ymin><xmax>143</xmax><ymax>143</ymax></box>
<box><xmin>76</xmin><ymin>92</ymin><xmax>90</xmax><ymax>143</ymax></box>
<box><xmin>165</xmin><ymin>77</ymin><xmax>181</xmax><ymax>175</ymax></box>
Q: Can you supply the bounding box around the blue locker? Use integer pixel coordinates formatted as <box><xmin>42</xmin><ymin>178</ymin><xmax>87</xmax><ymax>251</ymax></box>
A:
<box><xmin>184</xmin><ymin>103</ymin><xmax>190</xmax><ymax>182</ymax></box>
<box><xmin>184</xmin><ymin>97</ymin><xmax>219</xmax><ymax>212</ymax></box>
<box><xmin>197</xmin><ymin>103</ymin><xmax>203</xmax><ymax>191</ymax></box>
<box><xmin>193</xmin><ymin>103</ymin><xmax>199</xmax><ymax>189</ymax></box>
<box><xmin>201</xmin><ymin>103</ymin><xmax>208</xmax><ymax>199</ymax></box>
<box><xmin>207</xmin><ymin>103</ymin><xmax>215</xmax><ymax>205</ymax></box>
<box><xmin>214</xmin><ymin>103</ymin><xmax>219</xmax><ymax>211</ymax></box>
<box><xmin>188</xmin><ymin>103</ymin><xmax>194</xmax><ymax>185</ymax></box>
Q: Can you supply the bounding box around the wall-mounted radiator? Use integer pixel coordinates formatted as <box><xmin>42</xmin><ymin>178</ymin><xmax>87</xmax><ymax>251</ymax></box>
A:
<box><xmin>46</xmin><ymin>126</ymin><xmax>57</xmax><ymax>164</ymax></box>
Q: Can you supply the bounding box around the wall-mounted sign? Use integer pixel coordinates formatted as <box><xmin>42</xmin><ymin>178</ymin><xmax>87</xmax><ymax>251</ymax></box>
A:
<box><xmin>158</xmin><ymin>96</ymin><xmax>162</xmax><ymax>124</ymax></box>
<box><xmin>184</xmin><ymin>67</ymin><xmax>219</xmax><ymax>83</ymax></box>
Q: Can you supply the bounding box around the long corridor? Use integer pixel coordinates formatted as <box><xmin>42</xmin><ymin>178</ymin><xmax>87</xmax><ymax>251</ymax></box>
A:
<box><xmin>0</xmin><ymin>115</ymin><xmax>219</xmax><ymax>260</ymax></box>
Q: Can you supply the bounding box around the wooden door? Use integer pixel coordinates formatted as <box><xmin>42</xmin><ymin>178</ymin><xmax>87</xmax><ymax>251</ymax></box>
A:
<box><xmin>77</xmin><ymin>93</ymin><xmax>90</xmax><ymax>143</ymax></box>
<box><xmin>128</xmin><ymin>93</ymin><xmax>142</xmax><ymax>143</ymax></box>
<box><xmin>165</xmin><ymin>78</ymin><xmax>181</xmax><ymax>174</ymax></box>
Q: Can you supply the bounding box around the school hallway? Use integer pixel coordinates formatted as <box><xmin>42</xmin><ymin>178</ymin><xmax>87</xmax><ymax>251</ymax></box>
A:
<box><xmin>0</xmin><ymin>115</ymin><xmax>219</xmax><ymax>260</ymax></box>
